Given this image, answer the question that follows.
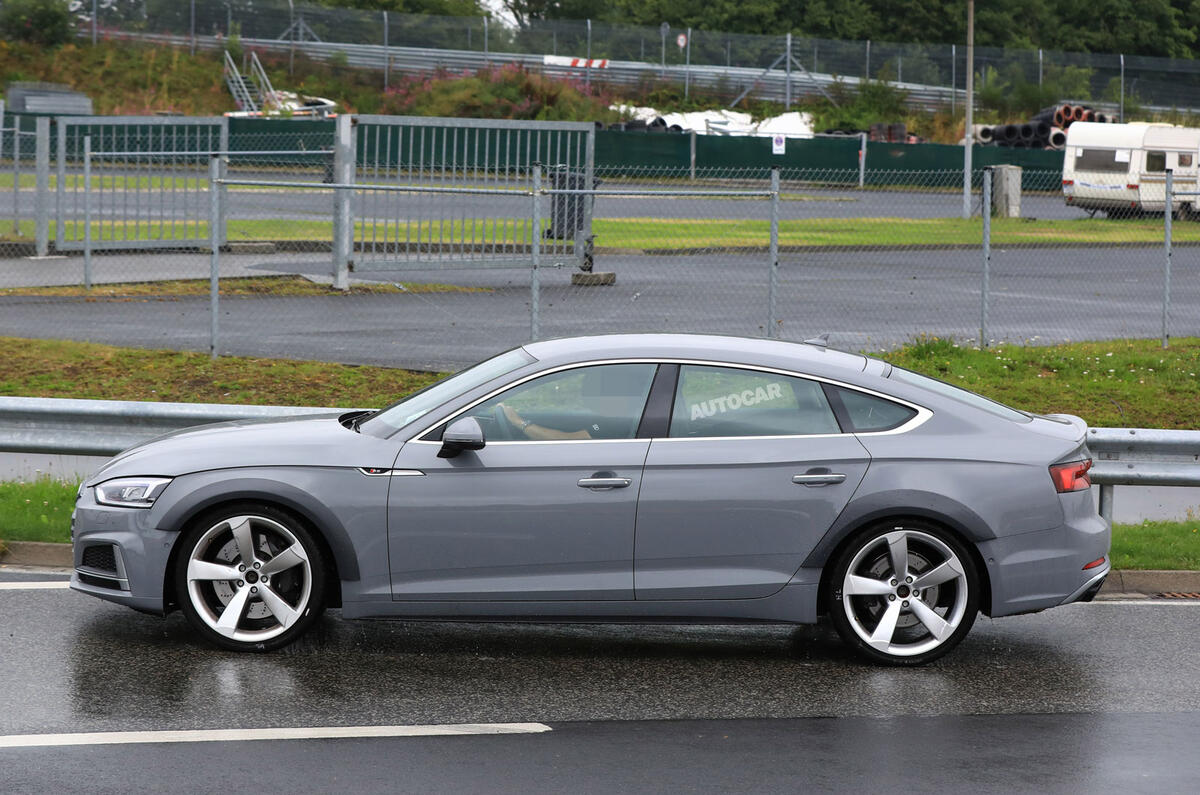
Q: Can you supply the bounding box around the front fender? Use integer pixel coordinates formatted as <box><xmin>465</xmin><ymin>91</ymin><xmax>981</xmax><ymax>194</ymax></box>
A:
<box><xmin>152</xmin><ymin>468</ymin><xmax>367</xmax><ymax>583</ymax></box>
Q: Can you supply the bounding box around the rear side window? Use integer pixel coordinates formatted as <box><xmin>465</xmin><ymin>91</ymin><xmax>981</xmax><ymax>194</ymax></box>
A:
<box><xmin>669</xmin><ymin>365</ymin><xmax>840</xmax><ymax>437</ymax></box>
<box><xmin>826</xmin><ymin>386</ymin><xmax>917</xmax><ymax>432</ymax></box>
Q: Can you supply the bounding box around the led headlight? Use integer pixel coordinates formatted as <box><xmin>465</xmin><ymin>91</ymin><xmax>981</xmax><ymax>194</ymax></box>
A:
<box><xmin>94</xmin><ymin>477</ymin><xmax>173</xmax><ymax>508</ymax></box>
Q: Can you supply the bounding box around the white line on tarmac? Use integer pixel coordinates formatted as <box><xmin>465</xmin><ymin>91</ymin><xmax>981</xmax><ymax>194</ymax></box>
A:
<box><xmin>0</xmin><ymin>581</ymin><xmax>71</xmax><ymax>590</ymax></box>
<box><xmin>0</xmin><ymin>723</ymin><xmax>553</xmax><ymax>749</ymax></box>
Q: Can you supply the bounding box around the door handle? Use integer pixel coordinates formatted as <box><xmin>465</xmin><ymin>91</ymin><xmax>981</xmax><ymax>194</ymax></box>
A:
<box><xmin>578</xmin><ymin>477</ymin><xmax>632</xmax><ymax>490</ymax></box>
<box><xmin>792</xmin><ymin>473</ymin><xmax>847</xmax><ymax>486</ymax></box>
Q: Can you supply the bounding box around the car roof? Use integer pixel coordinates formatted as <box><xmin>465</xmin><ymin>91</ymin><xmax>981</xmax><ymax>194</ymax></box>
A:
<box><xmin>522</xmin><ymin>333</ymin><xmax>868</xmax><ymax>378</ymax></box>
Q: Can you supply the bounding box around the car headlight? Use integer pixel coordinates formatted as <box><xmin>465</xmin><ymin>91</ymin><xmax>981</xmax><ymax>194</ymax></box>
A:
<box><xmin>94</xmin><ymin>477</ymin><xmax>173</xmax><ymax>508</ymax></box>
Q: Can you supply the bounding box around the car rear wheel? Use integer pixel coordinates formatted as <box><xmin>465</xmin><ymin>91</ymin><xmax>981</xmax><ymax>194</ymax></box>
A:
<box><xmin>827</xmin><ymin>522</ymin><xmax>979</xmax><ymax>666</ymax></box>
<box><xmin>175</xmin><ymin>505</ymin><xmax>326</xmax><ymax>652</ymax></box>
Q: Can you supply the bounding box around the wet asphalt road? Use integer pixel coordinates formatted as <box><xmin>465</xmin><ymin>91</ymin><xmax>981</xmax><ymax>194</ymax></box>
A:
<box><xmin>2</xmin><ymin>568</ymin><xmax>1200</xmax><ymax>792</ymax></box>
<box><xmin>1</xmin><ymin>245</ymin><xmax>1195</xmax><ymax>371</ymax></box>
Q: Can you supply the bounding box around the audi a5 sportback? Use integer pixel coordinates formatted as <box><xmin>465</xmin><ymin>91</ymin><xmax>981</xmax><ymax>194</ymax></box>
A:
<box><xmin>71</xmin><ymin>334</ymin><xmax>1110</xmax><ymax>665</ymax></box>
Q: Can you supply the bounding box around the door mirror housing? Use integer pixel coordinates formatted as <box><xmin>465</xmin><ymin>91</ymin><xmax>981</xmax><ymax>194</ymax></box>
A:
<box><xmin>438</xmin><ymin>416</ymin><xmax>486</xmax><ymax>458</ymax></box>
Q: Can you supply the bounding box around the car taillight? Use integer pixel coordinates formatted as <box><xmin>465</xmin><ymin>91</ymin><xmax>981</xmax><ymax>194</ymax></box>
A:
<box><xmin>1050</xmin><ymin>459</ymin><xmax>1092</xmax><ymax>493</ymax></box>
<box><xmin>1062</xmin><ymin>179</ymin><xmax>1074</xmax><ymax>186</ymax></box>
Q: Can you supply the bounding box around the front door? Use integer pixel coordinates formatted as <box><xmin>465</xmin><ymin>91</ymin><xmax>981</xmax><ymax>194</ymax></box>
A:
<box><xmin>634</xmin><ymin>364</ymin><xmax>871</xmax><ymax>600</ymax></box>
<box><xmin>387</xmin><ymin>362</ymin><xmax>658</xmax><ymax>601</ymax></box>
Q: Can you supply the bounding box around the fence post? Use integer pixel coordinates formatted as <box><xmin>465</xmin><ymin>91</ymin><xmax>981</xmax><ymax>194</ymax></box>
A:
<box><xmin>785</xmin><ymin>32</ymin><xmax>792</xmax><ymax>110</ymax></box>
<box><xmin>190</xmin><ymin>0</ymin><xmax>196</xmax><ymax>56</ymax></box>
<box><xmin>332</xmin><ymin>114</ymin><xmax>354</xmax><ymax>291</ymax></box>
<box><xmin>531</xmin><ymin>163</ymin><xmax>542</xmax><ymax>342</ymax></box>
<box><xmin>83</xmin><ymin>136</ymin><xmax>92</xmax><ymax>289</ymax></box>
<box><xmin>981</xmin><ymin>167</ymin><xmax>992</xmax><ymax>348</ymax></box>
<box><xmin>586</xmin><ymin>19</ymin><xmax>592</xmax><ymax>89</ymax></box>
<box><xmin>484</xmin><ymin>16</ymin><xmax>489</xmax><ymax>64</ymax></box>
<box><xmin>684</xmin><ymin>27</ymin><xmax>691</xmax><ymax>99</ymax></box>
<box><xmin>209</xmin><ymin>155</ymin><xmax>221</xmax><ymax>359</ymax></box>
<box><xmin>768</xmin><ymin>167</ymin><xmax>780</xmax><ymax>338</ymax></box>
<box><xmin>951</xmin><ymin>44</ymin><xmax>956</xmax><ymax>115</ymax></box>
<box><xmin>858</xmin><ymin>133</ymin><xmax>866</xmax><ymax>188</ymax></box>
<box><xmin>383</xmin><ymin>11</ymin><xmax>389</xmax><ymax>90</ymax></box>
<box><xmin>1119</xmin><ymin>54</ymin><xmax>1125</xmax><ymax>122</ymax></box>
<box><xmin>1038</xmin><ymin>48</ymin><xmax>1043</xmax><ymax>86</ymax></box>
<box><xmin>35</xmin><ymin>116</ymin><xmax>50</xmax><ymax>257</ymax></box>
<box><xmin>864</xmin><ymin>39</ymin><xmax>871</xmax><ymax>78</ymax></box>
<box><xmin>55</xmin><ymin>116</ymin><xmax>66</xmax><ymax>252</ymax></box>
<box><xmin>217</xmin><ymin>120</ymin><xmax>229</xmax><ymax>245</ymax></box>
<box><xmin>1163</xmin><ymin>168</ymin><xmax>1172</xmax><ymax>349</ymax></box>
<box><xmin>689</xmin><ymin>130</ymin><xmax>696</xmax><ymax>180</ymax></box>
<box><xmin>92</xmin><ymin>0</ymin><xmax>97</xmax><ymax>45</ymax></box>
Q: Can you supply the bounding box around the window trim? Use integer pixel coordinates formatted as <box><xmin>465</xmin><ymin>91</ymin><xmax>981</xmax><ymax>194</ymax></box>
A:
<box><xmin>405</xmin><ymin>358</ymin><xmax>931</xmax><ymax>445</ymax></box>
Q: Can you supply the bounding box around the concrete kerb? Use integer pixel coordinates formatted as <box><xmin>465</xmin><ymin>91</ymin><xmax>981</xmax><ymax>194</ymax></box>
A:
<box><xmin>1</xmin><ymin>540</ymin><xmax>1196</xmax><ymax>595</ymax></box>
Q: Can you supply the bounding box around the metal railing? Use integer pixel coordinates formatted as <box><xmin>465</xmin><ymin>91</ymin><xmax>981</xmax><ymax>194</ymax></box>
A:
<box><xmin>1089</xmin><ymin>427</ymin><xmax>1200</xmax><ymax>521</ymax></box>
<box><xmin>1</xmin><ymin>398</ymin><xmax>1194</xmax><ymax>525</ymax></box>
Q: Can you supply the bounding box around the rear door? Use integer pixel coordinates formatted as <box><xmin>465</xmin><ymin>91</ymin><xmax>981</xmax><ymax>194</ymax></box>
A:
<box><xmin>633</xmin><ymin>364</ymin><xmax>871</xmax><ymax>600</ymax></box>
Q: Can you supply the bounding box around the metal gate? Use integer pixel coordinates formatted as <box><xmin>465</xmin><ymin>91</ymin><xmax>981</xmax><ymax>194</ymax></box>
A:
<box><xmin>55</xmin><ymin>116</ymin><xmax>228</xmax><ymax>251</ymax></box>
<box><xmin>347</xmin><ymin>116</ymin><xmax>595</xmax><ymax>274</ymax></box>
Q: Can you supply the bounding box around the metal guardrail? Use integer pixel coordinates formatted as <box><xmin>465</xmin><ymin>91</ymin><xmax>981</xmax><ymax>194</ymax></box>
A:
<box><xmin>1088</xmin><ymin>428</ymin><xmax>1200</xmax><ymax>521</ymax></box>
<box><xmin>2</xmin><ymin>399</ymin><xmax>1196</xmax><ymax>523</ymax></box>
<box><xmin>0</xmin><ymin>397</ymin><xmax>354</xmax><ymax>457</ymax></box>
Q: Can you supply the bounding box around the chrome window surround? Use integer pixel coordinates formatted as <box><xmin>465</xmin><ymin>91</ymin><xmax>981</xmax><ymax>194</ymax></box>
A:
<box><xmin>405</xmin><ymin>358</ymin><xmax>932</xmax><ymax>446</ymax></box>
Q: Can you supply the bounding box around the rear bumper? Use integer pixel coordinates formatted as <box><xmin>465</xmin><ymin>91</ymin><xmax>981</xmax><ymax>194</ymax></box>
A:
<box><xmin>979</xmin><ymin>509</ymin><xmax>1111</xmax><ymax>617</ymax></box>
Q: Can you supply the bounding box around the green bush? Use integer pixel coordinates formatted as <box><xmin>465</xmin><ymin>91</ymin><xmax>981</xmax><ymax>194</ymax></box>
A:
<box><xmin>0</xmin><ymin>0</ymin><xmax>72</xmax><ymax>47</ymax></box>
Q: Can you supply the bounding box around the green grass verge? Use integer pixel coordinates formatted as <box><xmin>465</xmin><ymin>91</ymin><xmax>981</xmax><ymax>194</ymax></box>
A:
<box><xmin>5</xmin><ymin>216</ymin><xmax>1196</xmax><ymax>250</ymax></box>
<box><xmin>0</xmin><ymin>336</ymin><xmax>443</xmax><ymax>405</ymax></box>
<box><xmin>3</xmin><ymin>475</ymin><xmax>1196</xmax><ymax>570</ymax></box>
<box><xmin>0</xmin><ymin>275</ymin><xmax>486</xmax><ymax>298</ymax></box>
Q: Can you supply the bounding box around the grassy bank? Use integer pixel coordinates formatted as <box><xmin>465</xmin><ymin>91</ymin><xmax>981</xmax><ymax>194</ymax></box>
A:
<box><xmin>9</xmin><ymin>216</ymin><xmax>1197</xmax><ymax>251</ymax></box>
<box><xmin>1</xmin><ymin>336</ymin><xmax>1197</xmax><ymax>428</ymax></box>
<box><xmin>3</xmin><ymin>476</ymin><xmax>1194</xmax><ymax>569</ymax></box>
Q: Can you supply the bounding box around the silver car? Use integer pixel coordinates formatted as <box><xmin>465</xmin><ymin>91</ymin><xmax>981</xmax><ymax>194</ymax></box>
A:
<box><xmin>70</xmin><ymin>334</ymin><xmax>1110</xmax><ymax>665</ymax></box>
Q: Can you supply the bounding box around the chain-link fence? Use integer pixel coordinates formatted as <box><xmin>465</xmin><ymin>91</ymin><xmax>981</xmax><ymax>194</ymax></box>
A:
<box><xmin>67</xmin><ymin>0</ymin><xmax>1200</xmax><ymax>113</ymax></box>
<box><xmin>0</xmin><ymin>113</ymin><xmax>1195</xmax><ymax>371</ymax></box>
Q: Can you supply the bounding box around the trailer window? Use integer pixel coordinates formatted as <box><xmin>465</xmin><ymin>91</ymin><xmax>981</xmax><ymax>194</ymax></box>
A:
<box><xmin>1074</xmin><ymin>149</ymin><xmax>1129</xmax><ymax>173</ymax></box>
<box><xmin>1180</xmin><ymin>154</ymin><xmax>1194</xmax><ymax>168</ymax></box>
<box><xmin>1146</xmin><ymin>151</ymin><xmax>1166</xmax><ymax>172</ymax></box>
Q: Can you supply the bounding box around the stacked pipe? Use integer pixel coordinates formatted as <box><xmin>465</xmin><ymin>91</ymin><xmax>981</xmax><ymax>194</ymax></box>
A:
<box><xmin>972</xmin><ymin>104</ymin><xmax>1113</xmax><ymax>151</ymax></box>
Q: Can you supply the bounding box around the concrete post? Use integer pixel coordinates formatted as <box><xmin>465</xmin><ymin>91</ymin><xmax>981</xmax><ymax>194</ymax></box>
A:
<box><xmin>332</xmin><ymin>114</ymin><xmax>354</xmax><ymax>291</ymax></box>
<box><xmin>993</xmin><ymin>165</ymin><xmax>1022</xmax><ymax>218</ymax></box>
<box><xmin>35</xmin><ymin>117</ymin><xmax>50</xmax><ymax>257</ymax></box>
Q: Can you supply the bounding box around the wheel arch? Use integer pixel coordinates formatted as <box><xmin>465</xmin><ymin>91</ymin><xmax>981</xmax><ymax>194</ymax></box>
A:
<box><xmin>812</xmin><ymin>509</ymin><xmax>994</xmax><ymax>619</ymax></box>
<box><xmin>158</xmin><ymin>480</ymin><xmax>356</xmax><ymax>611</ymax></box>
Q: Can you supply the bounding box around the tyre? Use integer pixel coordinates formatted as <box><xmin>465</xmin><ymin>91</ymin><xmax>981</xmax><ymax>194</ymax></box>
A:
<box><xmin>827</xmin><ymin>521</ymin><xmax>979</xmax><ymax>666</ymax></box>
<box><xmin>175</xmin><ymin>504</ymin><xmax>326</xmax><ymax>652</ymax></box>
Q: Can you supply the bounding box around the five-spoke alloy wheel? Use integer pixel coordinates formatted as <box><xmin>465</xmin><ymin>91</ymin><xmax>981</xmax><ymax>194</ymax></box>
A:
<box><xmin>175</xmin><ymin>504</ymin><xmax>326</xmax><ymax>652</ymax></box>
<box><xmin>828</xmin><ymin>522</ymin><xmax>979</xmax><ymax>666</ymax></box>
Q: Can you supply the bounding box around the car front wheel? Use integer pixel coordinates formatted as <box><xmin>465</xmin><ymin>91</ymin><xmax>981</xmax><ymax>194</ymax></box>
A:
<box><xmin>175</xmin><ymin>505</ymin><xmax>326</xmax><ymax>652</ymax></box>
<box><xmin>827</xmin><ymin>522</ymin><xmax>979</xmax><ymax>666</ymax></box>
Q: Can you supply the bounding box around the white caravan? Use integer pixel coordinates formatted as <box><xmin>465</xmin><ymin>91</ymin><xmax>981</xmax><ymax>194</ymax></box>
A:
<box><xmin>1062</xmin><ymin>122</ymin><xmax>1200</xmax><ymax>216</ymax></box>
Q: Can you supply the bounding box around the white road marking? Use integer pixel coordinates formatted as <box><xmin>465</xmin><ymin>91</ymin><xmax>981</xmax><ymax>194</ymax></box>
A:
<box><xmin>0</xmin><ymin>723</ymin><xmax>552</xmax><ymax>749</ymax></box>
<box><xmin>0</xmin><ymin>581</ymin><xmax>71</xmax><ymax>590</ymax></box>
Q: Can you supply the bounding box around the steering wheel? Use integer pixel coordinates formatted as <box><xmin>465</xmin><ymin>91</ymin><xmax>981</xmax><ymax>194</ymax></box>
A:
<box><xmin>492</xmin><ymin>404</ymin><xmax>519</xmax><ymax>440</ymax></box>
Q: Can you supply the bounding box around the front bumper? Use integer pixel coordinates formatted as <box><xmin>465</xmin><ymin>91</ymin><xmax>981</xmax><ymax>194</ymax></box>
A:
<box><xmin>70</xmin><ymin>486</ymin><xmax>177</xmax><ymax>615</ymax></box>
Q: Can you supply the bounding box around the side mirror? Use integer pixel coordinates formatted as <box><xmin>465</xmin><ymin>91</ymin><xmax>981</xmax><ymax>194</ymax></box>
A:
<box><xmin>438</xmin><ymin>416</ymin><xmax>486</xmax><ymax>458</ymax></box>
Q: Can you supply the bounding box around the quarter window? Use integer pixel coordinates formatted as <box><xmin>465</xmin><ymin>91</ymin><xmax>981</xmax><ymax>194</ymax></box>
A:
<box><xmin>826</xmin><ymin>386</ymin><xmax>918</xmax><ymax>432</ymax></box>
<box><xmin>668</xmin><ymin>365</ymin><xmax>840</xmax><ymax>437</ymax></box>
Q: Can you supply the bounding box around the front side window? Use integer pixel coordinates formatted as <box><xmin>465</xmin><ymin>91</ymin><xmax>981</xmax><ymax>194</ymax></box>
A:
<box><xmin>1146</xmin><ymin>151</ymin><xmax>1166</xmax><ymax>172</ymax></box>
<box><xmin>669</xmin><ymin>365</ymin><xmax>840</xmax><ymax>438</ymax></box>
<box><xmin>461</xmin><ymin>363</ymin><xmax>657</xmax><ymax>441</ymax></box>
